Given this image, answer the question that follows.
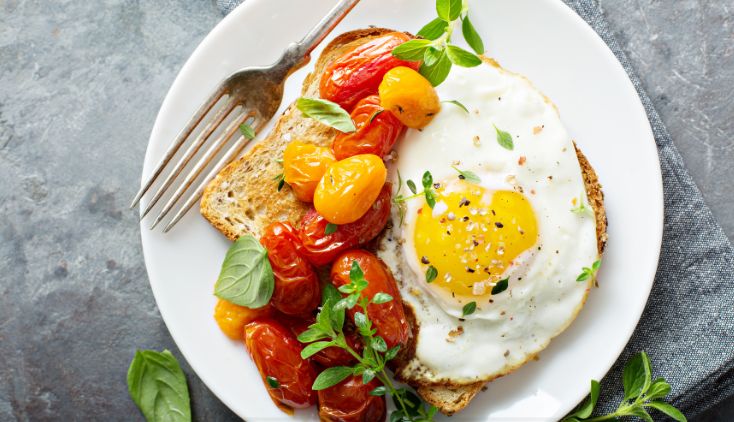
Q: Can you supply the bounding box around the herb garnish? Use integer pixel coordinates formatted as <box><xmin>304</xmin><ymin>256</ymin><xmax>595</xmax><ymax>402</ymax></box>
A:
<box><xmin>273</xmin><ymin>173</ymin><xmax>285</xmax><ymax>191</ymax></box>
<box><xmin>491</xmin><ymin>277</ymin><xmax>509</xmax><ymax>295</ymax></box>
<box><xmin>462</xmin><ymin>301</ymin><xmax>477</xmax><ymax>317</ymax></box>
<box><xmin>297</xmin><ymin>262</ymin><xmax>437</xmax><ymax>421</ymax></box>
<box><xmin>577</xmin><ymin>260</ymin><xmax>601</xmax><ymax>282</ymax></box>
<box><xmin>571</xmin><ymin>194</ymin><xmax>593</xmax><ymax>216</ymax></box>
<box><xmin>214</xmin><ymin>235</ymin><xmax>274</xmax><ymax>308</ymax></box>
<box><xmin>127</xmin><ymin>349</ymin><xmax>191</xmax><ymax>422</ymax></box>
<box><xmin>563</xmin><ymin>351</ymin><xmax>686</xmax><ymax>422</ymax></box>
<box><xmin>442</xmin><ymin>99</ymin><xmax>469</xmax><ymax>114</ymax></box>
<box><xmin>426</xmin><ymin>265</ymin><xmax>438</xmax><ymax>283</ymax></box>
<box><xmin>296</xmin><ymin>97</ymin><xmax>356</xmax><ymax>132</ymax></box>
<box><xmin>451</xmin><ymin>166</ymin><xmax>481</xmax><ymax>184</ymax></box>
<box><xmin>393</xmin><ymin>171</ymin><xmax>438</xmax><ymax>213</ymax></box>
<box><xmin>266</xmin><ymin>376</ymin><xmax>280</xmax><ymax>388</ymax></box>
<box><xmin>239</xmin><ymin>123</ymin><xmax>256</xmax><ymax>140</ymax></box>
<box><xmin>325</xmin><ymin>223</ymin><xmax>338</xmax><ymax>235</ymax></box>
<box><xmin>392</xmin><ymin>0</ymin><xmax>486</xmax><ymax>86</ymax></box>
<box><xmin>494</xmin><ymin>124</ymin><xmax>514</xmax><ymax>150</ymax></box>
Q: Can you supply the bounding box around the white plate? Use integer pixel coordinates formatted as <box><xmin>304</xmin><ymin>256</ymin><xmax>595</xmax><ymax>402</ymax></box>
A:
<box><xmin>139</xmin><ymin>0</ymin><xmax>663</xmax><ymax>420</ymax></box>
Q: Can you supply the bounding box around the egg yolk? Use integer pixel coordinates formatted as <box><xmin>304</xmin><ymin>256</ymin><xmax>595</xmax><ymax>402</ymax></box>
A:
<box><xmin>414</xmin><ymin>181</ymin><xmax>538</xmax><ymax>299</ymax></box>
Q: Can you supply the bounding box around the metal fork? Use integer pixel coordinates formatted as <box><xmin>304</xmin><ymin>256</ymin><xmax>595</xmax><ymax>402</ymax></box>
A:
<box><xmin>131</xmin><ymin>0</ymin><xmax>361</xmax><ymax>232</ymax></box>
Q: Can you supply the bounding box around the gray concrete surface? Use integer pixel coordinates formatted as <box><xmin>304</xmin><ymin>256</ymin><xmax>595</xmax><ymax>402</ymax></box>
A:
<box><xmin>0</xmin><ymin>0</ymin><xmax>731</xmax><ymax>420</ymax></box>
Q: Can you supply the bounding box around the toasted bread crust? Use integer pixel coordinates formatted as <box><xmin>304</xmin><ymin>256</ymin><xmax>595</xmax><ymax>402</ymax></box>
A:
<box><xmin>200</xmin><ymin>28</ymin><xmax>607</xmax><ymax>416</ymax></box>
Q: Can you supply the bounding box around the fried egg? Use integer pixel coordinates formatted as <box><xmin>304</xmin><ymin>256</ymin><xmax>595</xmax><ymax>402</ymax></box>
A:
<box><xmin>378</xmin><ymin>61</ymin><xmax>600</xmax><ymax>384</ymax></box>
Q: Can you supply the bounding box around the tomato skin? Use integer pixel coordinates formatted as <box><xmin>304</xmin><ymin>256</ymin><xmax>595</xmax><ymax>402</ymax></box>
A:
<box><xmin>284</xmin><ymin>317</ymin><xmax>362</xmax><ymax>368</ymax></box>
<box><xmin>259</xmin><ymin>222</ymin><xmax>321</xmax><ymax>316</ymax></box>
<box><xmin>244</xmin><ymin>319</ymin><xmax>317</xmax><ymax>410</ymax></box>
<box><xmin>213</xmin><ymin>299</ymin><xmax>272</xmax><ymax>340</ymax></box>
<box><xmin>331</xmin><ymin>250</ymin><xmax>411</xmax><ymax>350</ymax></box>
<box><xmin>283</xmin><ymin>141</ymin><xmax>336</xmax><ymax>202</ymax></box>
<box><xmin>320</xmin><ymin>32</ymin><xmax>421</xmax><ymax>111</ymax></box>
<box><xmin>379</xmin><ymin>66</ymin><xmax>441</xmax><ymax>129</ymax></box>
<box><xmin>332</xmin><ymin>95</ymin><xmax>404</xmax><ymax>160</ymax></box>
<box><xmin>318</xmin><ymin>376</ymin><xmax>386</xmax><ymax>422</ymax></box>
<box><xmin>298</xmin><ymin>183</ymin><xmax>392</xmax><ymax>266</ymax></box>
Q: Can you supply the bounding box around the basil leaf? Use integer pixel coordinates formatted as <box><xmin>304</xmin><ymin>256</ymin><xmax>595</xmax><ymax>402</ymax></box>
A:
<box><xmin>566</xmin><ymin>380</ymin><xmax>600</xmax><ymax>419</ymax></box>
<box><xmin>322</xmin><ymin>283</ymin><xmax>342</xmax><ymax>307</ymax></box>
<box><xmin>423</xmin><ymin>46</ymin><xmax>443</xmax><ymax>66</ymax></box>
<box><xmin>623</xmin><ymin>352</ymin><xmax>647</xmax><ymax>400</ymax></box>
<box><xmin>370</xmin><ymin>386</ymin><xmax>387</xmax><ymax>396</ymax></box>
<box><xmin>491</xmin><ymin>278</ymin><xmax>509</xmax><ymax>295</ymax></box>
<box><xmin>297</xmin><ymin>326</ymin><xmax>329</xmax><ymax>343</ymax></box>
<box><xmin>296</xmin><ymin>97</ymin><xmax>356</xmax><ymax>133</ymax></box>
<box><xmin>452</xmin><ymin>166</ymin><xmax>481</xmax><ymax>184</ymax></box>
<box><xmin>214</xmin><ymin>235</ymin><xmax>274</xmax><ymax>308</ymax></box>
<box><xmin>417</xmin><ymin>17</ymin><xmax>447</xmax><ymax>40</ymax></box>
<box><xmin>371</xmin><ymin>336</ymin><xmax>388</xmax><ymax>353</ymax></box>
<box><xmin>436</xmin><ymin>0</ymin><xmax>462</xmax><ymax>21</ymax></box>
<box><xmin>425</xmin><ymin>265</ymin><xmax>438</xmax><ymax>283</ymax></box>
<box><xmin>385</xmin><ymin>345</ymin><xmax>401</xmax><ymax>361</ymax></box>
<box><xmin>462</xmin><ymin>301</ymin><xmax>477</xmax><ymax>317</ymax></box>
<box><xmin>421</xmin><ymin>171</ymin><xmax>433</xmax><ymax>188</ymax></box>
<box><xmin>407</xmin><ymin>180</ymin><xmax>417</xmax><ymax>194</ymax></box>
<box><xmin>645</xmin><ymin>378</ymin><xmax>672</xmax><ymax>400</ymax></box>
<box><xmin>494</xmin><ymin>124</ymin><xmax>514</xmax><ymax>150</ymax></box>
<box><xmin>301</xmin><ymin>341</ymin><xmax>334</xmax><ymax>359</ymax></box>
<box><xmin>392</xmin><ymin>39</ymin><xmax>432</xmax><ymax>61</ymax></box>
<box><xmin>446</xmin><ymin>45</ymin><xmax>482</xmax><ymax>67</ymax></box>
<box><xmin>127</xmin><ymin>350</ymin><xmax>191</xmax><ymax>422</ymax></box>
<box><xmin>372</xmin><ymin>292</ymin><xmax>393</xmax><ymax>304</ymax></box>
<box><xmin>239</xmin><ymin>123</ymin><xmax>256</xmax><ymax>140</ymax></box>
<box><xmin>461</xmin><ymin>14</ymin><xmax>485</xmax><ymax>55</ymax></box>
<box><xmin>442</xmin><ymin>100</ymin><xmax>469</xmax><ymax>114</ymax></box>
<box><xmin>325</xmin><ymin>222</ymin><xmax>338</xmax><ymax>235</ymax></box>
<box><xmin>266</xmin><ymin>376</ymin><xmax>280</xmax><ymax>388</ymax></box>
<box><xmin>419</xmin><ymin>50</ymin><xmax>452</xmax><ymax>86</ymax></box>
<box><xmin>646</xmin><ymin>402</ymin><xmax>687</xmax><ymax>422</ymax></box>
<box><xmin>312</xmin><ymin>366</ymin><xmax>353</xmax><ymax>390</ymax></box>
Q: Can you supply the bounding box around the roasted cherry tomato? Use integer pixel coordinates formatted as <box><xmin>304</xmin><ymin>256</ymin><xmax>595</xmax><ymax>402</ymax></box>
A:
<box><xmin>213</xmin><ymin>299</ymin><xmax>272</xmax><ymax>340</ymax></box>
<box><xmin>331</xmin><ymin>250</ymin><xmax>411</xmax><ymax>350</ymax></box>
<box><xmin>244</xmin><ymin>319</ymin><xmax>317</xmax><ymax>410</ymax></box>
<box><xmin>314</xmin><ymin>154</ymin><xmax>387</xmax><ymax>224</ymax></box>
<box><xmin>283</xmin><ymin>140</ymin><xmax>336</xmax><ymax>202</ymax></box>
<box><xmin>379</xmin><ymin>66</ymin><xmax>441</xmax><ymax>129</ymax></box>
<box><xmin>298</xmin><ymin>183</ymin><xmax>392</xmax><ymax>266</ymax></box>
<box><xmin>259</xmin><ymin>222</ymin><xmax>321</xmax><ymax>316</ymax></box>
<box><xmin>332</xmin><ymin>95</ymin><xmax>404</xmax><ymax>160</ymax></box>
<box><xmin>284</xmin><ymin>317</ymin><xmax>361</xmax><ymax>368</ymax></box>
<box><xmin>320</xmin><ymin>32</ymin><xmax>421</xmax><ymax>111</ymax></box>
<box><xmin>318</xmin><ymin>376</ymin><xmax>386</xmax><ymax>422</ymax></box>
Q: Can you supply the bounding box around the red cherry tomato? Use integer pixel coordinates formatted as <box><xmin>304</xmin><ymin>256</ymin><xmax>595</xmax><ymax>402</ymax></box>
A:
<box><xmin>318</xmin><ymin>376</ymin><xmax>386</xmax><ymax>422</ymax></box>
<box><xmin>298</xmin><ymin>183</ymin><xmax>392</xmax><ymax>266</ymax></box>
<box><xmin>259</xmin><ymin>222</ymin><xmax>321</xmax><ymax>316</ymax></box>
<box><xmin>244</xmin><ymin>319</ymin><xmax>317</xmax><ymax>410</ymax></box>
<box><xmin>332</xmin><ymin>95</ymin><xmax>404</xmax><ymax>160</ymax></box>
<box><xmin>331</xmin><ymin>250</ymin><xmax>411</xmax><ymax>350</ymax></box>
<box><xmin>284</xmin><ymin>317</ymin><xmax>362</xmax><ymax>368</ymax></box>
<box><xmin>319</xmin><ymin>32</ymin><xmax>421</xmax><ymax>111</ymax></box>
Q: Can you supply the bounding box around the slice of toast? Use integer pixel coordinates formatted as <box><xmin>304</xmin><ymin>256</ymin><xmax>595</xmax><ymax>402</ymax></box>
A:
<box><xmin>200</xmin><ymin>28</ymin><xmax>607</xmax><ymax>415</ymax></box>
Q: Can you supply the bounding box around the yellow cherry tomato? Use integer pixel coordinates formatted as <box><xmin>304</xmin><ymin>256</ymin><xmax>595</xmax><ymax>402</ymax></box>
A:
<box><xmin>314</xmin><ymin>154</ymin><xmax>387</xmax><ymax>224</ymax></box>
<box><xmin>213</xmin><ymin>299</ymin><xmax>270</xmax><ymax>340</ymax></box>
<box><xmin>283</xmin><ymin>140</ymin><xmax>336</xmax><ymax>202</ymax></box>
<box><xmin>378</xmin><ymin>66</ymin><xmax>440</xmax><ymax>129</ymax></box>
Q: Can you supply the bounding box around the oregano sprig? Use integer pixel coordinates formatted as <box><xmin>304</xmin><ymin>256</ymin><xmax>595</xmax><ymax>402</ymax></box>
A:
<box><xmin>393</xmin><ymin>170</ymin><xmax>438</xmax><ymax>212</ymax></box>
<box><xmin>393</xmin><ymin>0</ymin><xmax>486</xmax><ymax>86</ymax></box>
<box><xmin>577</xmin><ymin>260</ymin><xmax>601</xmax><ymax>282</ymax></box>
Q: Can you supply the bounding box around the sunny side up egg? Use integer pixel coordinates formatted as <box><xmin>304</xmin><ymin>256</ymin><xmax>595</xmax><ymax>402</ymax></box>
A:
<box><xmin>377</xmin><ymin>62</ymin><xmax>600</xmax><ymax>384</ymax></box>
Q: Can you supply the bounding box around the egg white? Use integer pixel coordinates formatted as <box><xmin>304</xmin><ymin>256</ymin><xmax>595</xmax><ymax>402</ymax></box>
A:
<box><xmin>378</xmin><ymin>62</ymin><xmax>599</xmax><ymax>384</ymax></box>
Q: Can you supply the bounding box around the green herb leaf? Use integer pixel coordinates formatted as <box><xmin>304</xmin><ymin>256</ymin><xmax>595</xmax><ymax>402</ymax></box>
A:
<box><xmin>592</xmin><ymin>260</ymin><xmax>601</xmax><ymax>271</ymax></box>
<box><xmin>385</xmin><ymin>345</ymin><xmax>401</xmax><ymax>361</ymax></box>
<box><xmin>407</xmin><ymin>179</ymin><xmax>417</xmax><ymax>194</ymax></box>
<box><xmin>494</xmin><ymin>124</ymin><xmax>514</xmax><ymax>150</ymax></box>
<box><xmin>566</xmin><ymin>380</ymin><xmax>600</xmax><ymax>419</ymax></box>
<box><xmin>452</xmin><ymin>166</ymin><xmax>481</xmax><ymax>184</ymax></box>
<box><xmin>322</xmin><ymin>283</ymin><xmax>342</xmax><ymax>307</ymax></box>
<box><xmin>417</xmin><ymin>17</ymin><xmax>447</xmax><ymax>40</ymax></box>
<box><xmin>646</xmin><ymin>402</ymin><xmax>687</xmax><ymax>422</ymax></box>
<box><xmin>372</xmin><ymin>292</ymin><xmax>393</xmax><ymax>304</ymax></box>
<box><xmin>461</xmin><ymin>14</ymin><xmax>485</xmax><ymax>55</ymax></box>
<box><xmin>442</xmin><ymin>100</ymin><xmax>469</xmax><ymax>114</ymax></box>
<box><xmin>214</xmin><ymin>235</ymin><xmax>274</xmax><ymax>308</ymax></box>
<box><xmin>424</xmin><ymin>189</ymin><xmax>436</xmax><ymax>208</ymax></box>
<box><xmin>312</xmin><ymin>366</ymin><xmax>353</xmax><ymax>390</ymax></box>
<box><xmin>419</xmin><ymin>50</ymin><xmax>452</xmax><ymax>86</ymax></box>
<box><xmin>301</xmin><ymin>341</ymin><xmax>334</xmax><ymax>359</ymax></box>
<box><xmin>626</xmin><ymin>407</ymin><xmax>654</xmax><ymax>422</ymax></box>
<box><xmin>325</xmin><ymin>223</ymin><xmax>338</xmax><ymax>235</ymax></box>
<box><xmin>277</xmin><ymin>177</ymin><xmax>285</xmax><ymax>191</ymax></box>
<box><xmin>239</xmin><ymin>123</ymin><xmax>256</xmax><ymax>140</ymax></box>
<box><xmin>421</xmin><ymin>171</ymin><xmax>433</xmax><ymax>189</ymax></box>
<box><xmin>446</xmin><ymin>45</ymin><xmax>482</xmax><ymax>67</ymax></box>
<box><xmin>576</xmin><ymin>269</ymin><xmax>591</xmax><ymax>282</ymax></box>
<box><xmin>296</xmin><ymin>97</ymin><xmax>356</xmax><ymax>133</ymax></box>
<box><xmin>462</xmin><ymin>301</ymin><xmax>477</xmax><ymax>317</ymax></box>
<box><xmin>369</xmin><ymin>110</ymin><xmax>384</xmax><ymax>123</ymax></box>
<box><xmin>623</xmin><ymin>352</ymin><xmax>648</xmax><ymax>400</ymax></box>
<box><xmin>371</xmin><ymin>336</ymin><xmax>388</xmax><ymax>353</ymax></box>
<box><xmin>350</xmin><ymin>260</ymin><xmax>365</xmax><ymax>283</ymax></box>
<box><xmin>362</xmin><ymin>368</ymin><xmax>376</xmax><ymax>384</ymax></box>
<box><xmin>436</xmin><ymin>0</ymin><xmax>462</xmax><ymax>21</ymax></box>
<box><xmin>266</xmin><ymin>376</ymin><xmax>280</xmax><ymax>388</ymax></box>
<box><xmin>297</xmin><ymin>326</ymin><xmax>329</xmax><ymax>343</ymax></box>
<box><xmin>491</xmin><ymin>277</ymin><xmax>509</xmax><ymax>295</ymax></box>
<box><xmin>390</xmin><ymin>410</ymin><xmax>406</xmax><ymax>422</ymax></box>
<box><xmin>354</xmin><ymin>312</ymin><xmax>370</xmax><ymax>335</ymax></box>
<box><xmin>370</xmin><ymin>386</ymin><xmax>388</xmax><ymax>396</ymax></box>
<box><xmin>645</xmin><ymin>378</ymin><xmax>672</xmax><ymax>400</ymax></box>
<box><xmin>423</xmin><ymin>46</ymin><xmax>443</xmax><ymax>66</ymax></box>
<box><xmin>127</xmin><ymin>350</ymin><xmax>191</xmax><ymax>422</ymax></box>
<box><xmin>392</xmin><ymin>39</ymin><xmax>432</xmax><ymax>61</ymax></box>
<box><xmin>317</xmin><ymin>299</ymin><xmax>335</xmax><ymax>335</ymax></box>
<box><xmin>426</xmin><ymin>265</ymin><xmax>438</xmax><ymax>283</ymax></box>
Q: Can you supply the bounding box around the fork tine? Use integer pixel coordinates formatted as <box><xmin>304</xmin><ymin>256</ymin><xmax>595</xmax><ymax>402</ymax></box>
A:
<box><xmin>130</xmin><ymin>86</ymin><xmax>228</xmax><ymax>209</ymax></box>
<box><xmin>138</xmin><ymin>97</ymin><xmax>238</xmax><ymax>220</ymax></box>
<box><xmin>149</xmin><ymin>110</ymin><xmax>254</xmax><ymax>230</ymax></box>
<box><xmin>161</xmin><ymin>117</ymin><xmax>263</xmax><ymax>233</ymax></box>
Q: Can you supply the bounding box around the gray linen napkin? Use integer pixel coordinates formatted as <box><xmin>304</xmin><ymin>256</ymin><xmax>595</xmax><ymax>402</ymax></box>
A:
<box><xmin>215</xmin><ymin>0</ymin><xmax>734</xmax><ymax>418</ymax></box>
